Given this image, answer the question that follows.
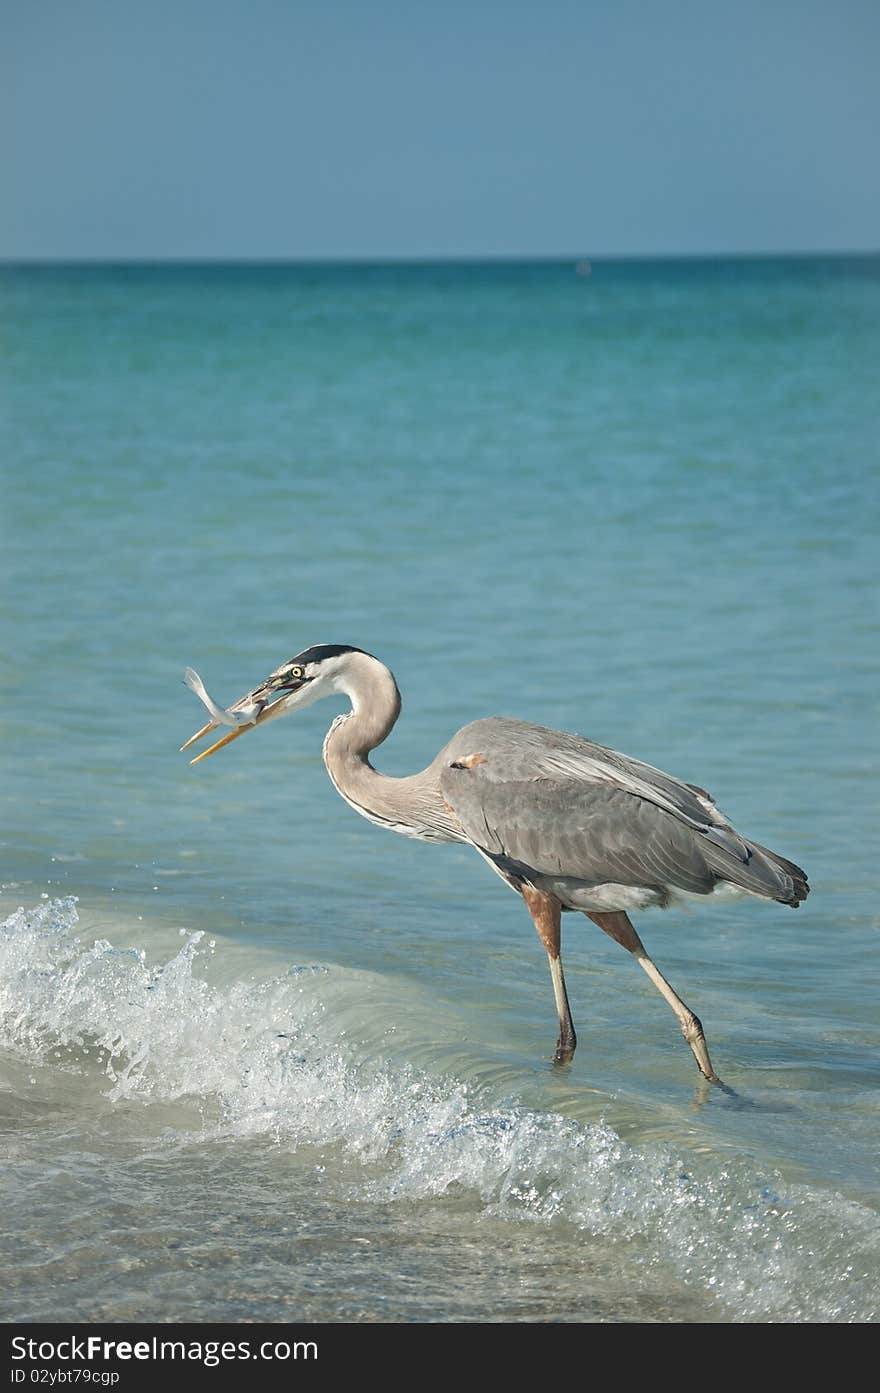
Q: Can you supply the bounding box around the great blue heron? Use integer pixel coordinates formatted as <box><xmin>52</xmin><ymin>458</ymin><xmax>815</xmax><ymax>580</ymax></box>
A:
<box><xmin>181</xmin><ymin>644</ymin><xmax>809</xmax><ymax>1082</ymax></box>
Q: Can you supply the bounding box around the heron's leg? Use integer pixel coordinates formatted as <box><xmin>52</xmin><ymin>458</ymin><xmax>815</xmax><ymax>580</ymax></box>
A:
<box><xmin>585</xmin><ymin>911</ymin><xmax>721</xmax><ymax>1083</ymax></box>
<box><xmin>522</xmin><ymin>886</ymin><xmax>577</xmax><ymax>1063</ymax></box>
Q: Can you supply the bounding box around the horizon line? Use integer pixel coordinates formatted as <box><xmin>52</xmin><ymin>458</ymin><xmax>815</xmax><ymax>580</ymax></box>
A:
<box><xmin>2</xmin><ymin>247</ymin><xmax>879</xmax><ymax>269</ymax></box>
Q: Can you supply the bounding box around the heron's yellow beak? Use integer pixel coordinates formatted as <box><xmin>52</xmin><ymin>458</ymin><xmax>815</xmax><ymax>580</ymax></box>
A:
<box><xmin>180</xmin><ymin>694</ymin><xmax>289</xmax><ymax>764</ymax></box>
<box><xmin>184</xmin><ymin>722</ymin><xmax>252</xmax><ymax>764</ymax></box>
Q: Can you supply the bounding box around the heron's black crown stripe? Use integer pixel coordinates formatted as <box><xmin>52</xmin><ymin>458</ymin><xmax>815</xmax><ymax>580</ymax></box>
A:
<box><xmin>289</xmin><ymin>644</ymin><xmax>368</xmax><ymax>668</ymax></box>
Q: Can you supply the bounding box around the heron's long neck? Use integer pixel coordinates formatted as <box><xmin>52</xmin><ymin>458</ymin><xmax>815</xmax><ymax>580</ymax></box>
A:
<box><xmin>321</xmin><ymin>657</ymin><xmax>458</xmax><ymax>843</ymax></box>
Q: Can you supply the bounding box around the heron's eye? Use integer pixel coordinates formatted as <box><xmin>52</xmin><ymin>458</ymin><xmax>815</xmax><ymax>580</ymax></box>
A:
<box><xmin>289</xmin><ymin>665</ymin><xmax>304</xmax><ymax>679</ymax></box>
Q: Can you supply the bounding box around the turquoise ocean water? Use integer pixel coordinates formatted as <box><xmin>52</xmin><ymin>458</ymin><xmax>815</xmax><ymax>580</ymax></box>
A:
<box><xmin>1</xmin><ymin>258</ymin><xmax>878</xmax><ymax>1322</ymax></box>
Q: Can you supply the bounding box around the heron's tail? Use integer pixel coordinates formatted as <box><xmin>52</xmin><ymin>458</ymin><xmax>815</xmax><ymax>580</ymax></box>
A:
<box><xmin>703</xmin><ymin>837</ymin><xmax>810</xmax><ymax>907</ymax></box>
<box><xmin>751</xmin><ymin>842</ymin><xmax>810</xmax><ymax>906</ymax></box>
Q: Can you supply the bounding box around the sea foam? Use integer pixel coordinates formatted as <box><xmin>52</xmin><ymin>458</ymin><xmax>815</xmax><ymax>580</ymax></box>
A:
<box><xmin>1</xmin><ymin>897</ymin><xmax>877</xmax><ymax>1322</ymax></box>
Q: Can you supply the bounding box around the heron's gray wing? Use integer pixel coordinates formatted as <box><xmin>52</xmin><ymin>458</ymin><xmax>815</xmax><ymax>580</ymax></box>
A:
<box><xmin>441</xmin><ymin>768</ymin><xmax>717</xmax><ymax>894</ymax></box>
<box><xmin>442</xmin><ymin>717</ymin><xmax>750</xmax><ymax>861</ymax></box>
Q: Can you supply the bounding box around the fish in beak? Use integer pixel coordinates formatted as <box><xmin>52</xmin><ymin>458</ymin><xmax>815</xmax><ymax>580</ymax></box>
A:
<box><xmin>180</xmin><ymin>662</ymin><xmax>311</xmax><ymax>764</ymax></box>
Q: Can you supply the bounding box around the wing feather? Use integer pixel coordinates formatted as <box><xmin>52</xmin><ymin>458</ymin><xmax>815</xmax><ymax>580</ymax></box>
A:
<box><xmin>443</xmin><ymin>717</ymin><xmax>747</xmax><ymax>845</ymax></box>
<box><xmin>441</xmin><ymin>770</ymin><xmax>715</xmax><ymax>895</ymax></box>
<box><xmin>438</xmin><ymin>718</ymin><xmax>804</xmax><ymax>904</ymax></box>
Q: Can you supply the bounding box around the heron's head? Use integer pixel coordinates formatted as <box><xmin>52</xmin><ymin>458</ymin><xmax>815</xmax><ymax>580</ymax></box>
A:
<box><xmin>181</xmin><ymin>644</ymin><xmax>370</xmax><ymax>763</ymax></box>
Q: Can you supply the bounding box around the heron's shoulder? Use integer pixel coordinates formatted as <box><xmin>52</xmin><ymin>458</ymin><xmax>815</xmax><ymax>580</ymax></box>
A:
<box><xmin>440</xmin><ymin>717</ymin><xmax>602</xmax><ymax>772</ymax></box>
<box><xmin>446</xmin><ymin>716</ymin><xmax>552</xmax><ymax>750</ymax></box>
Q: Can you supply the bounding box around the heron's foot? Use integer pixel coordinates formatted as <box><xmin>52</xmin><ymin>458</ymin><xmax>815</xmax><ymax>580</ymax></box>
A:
<box><xmin>693</xmin><ymin>1077</ymin><xmax>743</xmax><ymax>1114</ymax></box>
<box><xmin>553</xmin><ymin>1030</ymin><xmax>577</xmax><ymax>1066</ymax></box>
<box><xmin>712</xmin><ymin>1077</ymin><xmax>739</xmax><ymax>1097</ymax></box>
<box><xmin>690</xmin><ymin>1074</ymin><xmax>733</xmax><ymax>1110</ymax></box>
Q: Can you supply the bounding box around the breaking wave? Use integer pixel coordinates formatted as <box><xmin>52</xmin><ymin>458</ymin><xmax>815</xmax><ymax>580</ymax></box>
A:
<box><xmin>2</xmin><ymin>898</ymin><xmax>877</xmax><ymax>1322</ymax></box>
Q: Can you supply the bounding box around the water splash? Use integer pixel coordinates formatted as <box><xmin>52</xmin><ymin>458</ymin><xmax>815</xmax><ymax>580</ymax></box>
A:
<box><xmin>1</xmin><ymin>898</ymin><xmax>877</xmax><ymax>1322</ymax></box>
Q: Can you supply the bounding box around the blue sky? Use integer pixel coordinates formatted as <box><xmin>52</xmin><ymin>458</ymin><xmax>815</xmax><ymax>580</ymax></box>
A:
<box><xmin>3</xmin><ymin>0</ymin><xmax>879</xmax><ymax>259</ymax></box>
